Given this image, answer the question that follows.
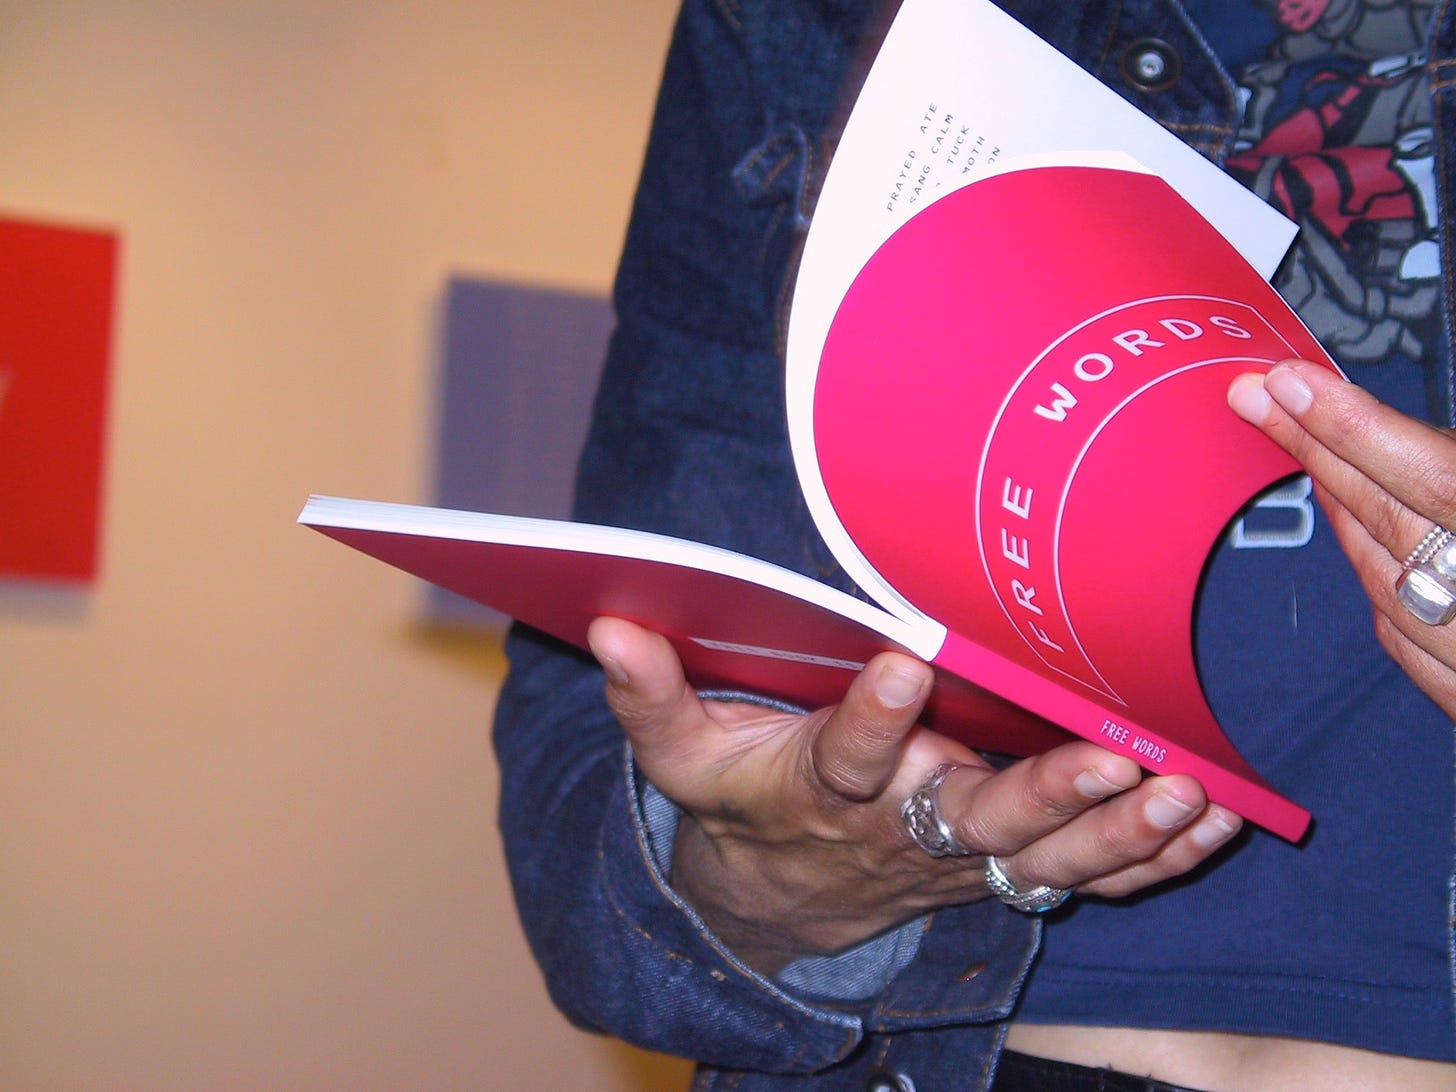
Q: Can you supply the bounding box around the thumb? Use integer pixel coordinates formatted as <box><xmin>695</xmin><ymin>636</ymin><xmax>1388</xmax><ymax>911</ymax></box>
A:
<box><xmin>586</xmin><ymin>616</ymin><xmax>709</xmax><ymax>776</ymax></box>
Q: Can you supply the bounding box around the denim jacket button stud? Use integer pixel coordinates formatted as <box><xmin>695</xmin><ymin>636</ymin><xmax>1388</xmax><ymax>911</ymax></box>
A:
<box><xmin>1120</xmin><ymin>37</ymin><xmax>1182</xmax><ymax>92</ymax></box>
<box><xmin>864</xmin><ymin>1068</ymin><xmax>916</xmax><ymax>1092</ymax></box>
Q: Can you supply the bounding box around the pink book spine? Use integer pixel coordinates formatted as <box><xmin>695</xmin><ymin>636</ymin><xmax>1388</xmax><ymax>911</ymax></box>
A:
<box><xmin>933</xmin><ymin>630</ymin><xmax>1311</xmax><ymax>842</ymax></box>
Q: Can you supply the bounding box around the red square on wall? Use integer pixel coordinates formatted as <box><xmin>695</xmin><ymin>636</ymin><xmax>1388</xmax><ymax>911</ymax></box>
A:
<box><xmin>0</xmin><ymin>215</ymin><xmax>119</xmax><ymax>583</ymax></box>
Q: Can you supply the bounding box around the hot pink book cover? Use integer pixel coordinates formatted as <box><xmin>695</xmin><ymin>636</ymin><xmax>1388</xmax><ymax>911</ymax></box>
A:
<box><xmin>313</xmin><ymin>518</ymin><xmax>1070</xmax><ymax>755</ymax></box>
<box><xmin>811</xmin><ymin>164</ymin><xmax>1335</xmax><ymax>839</ymax></box>
<box><xmin>302</xmin><ymin>164</ymin><xmax>1333</xmax><ymax>842</ymax></box>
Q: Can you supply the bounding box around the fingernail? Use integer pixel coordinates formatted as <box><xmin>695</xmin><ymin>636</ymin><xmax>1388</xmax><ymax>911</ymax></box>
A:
<box><xmin>876</xmin><ymin>666</ymin><xmax>928</xmax><ymax>709</ymax></box>
<box><xmin>1074</xmin><ymin>767</ymin><xmax>1122</xmax><ymax>800</ymax></box>
<box><xmin>587</xmin><ymin>637</ymin><xmax>629</xmax><ymax>685</ymax></box>
<box><xmin>1145</xmin><ymin>791</ymin><xmax>1195</xmax><ymax>829</ymax></box>
<box><xmin>1189</xmin><ymin>811</ymin><xmax>1240</xmax><ymax>851</ymax></box>
<box><xmin>1264</xmin><ymin>364</ymin><xmax>1313</xmax><ymax>416</ymax></box>
<box><xmin>1226</xmin><ymin>373</ymin><xmax>1275</xmax><ymax>424</ymax></box>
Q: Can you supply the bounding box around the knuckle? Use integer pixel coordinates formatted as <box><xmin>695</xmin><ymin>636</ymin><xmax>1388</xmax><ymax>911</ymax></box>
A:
<box><xmin>1083</xmin><ymin>871</ymin><xmax>1143</xmax><ymax>900</ymax></box>
<box><xmin>1325</xmin><ymin>386</ymin><xmax>1374</xmax><ymax>438</ymax></box>
<box><xmin>842</xmin><ymin>708</ymin><xmax>908</xmax><ymax>757</ymax></box>
<box><xmin>1085</xmin><ymin>817</ymin><xmax>1149</xmax><ymax>863</ymax></box>
<box><xmin>1363</xmin><ymin>490</ymin><xmax>1409</xmax><ymax>549</ymax></box>
<box><xmin>811</xmin><ymin>733</ymin><xmax>886</xmax><ymax>802</ymax></box>
<box><xmin>951</xmin><ymin>806</ymin><xmax>1012</xmax><ymax>859</ymax></box>
<box><xmin>1373</xmin><ymin>608</ymin><xmax>1402</xmax><ymax>650</ymax></box>
<box><xmin>1405</xmin><ymin>442</ymin><xmax>1456</xmax><ymax>516</ymax></box>
<box><xmin>603</xmin><ymin>687</ymin><xmax>650</xmax><ymax>731</ymax></box>
<box><xmin>815</xmin><ymin>711</ymin><xmax>910</xmax><ymax>800</ymax></box>
<box><xmin>953</xmin><ymin>760</ymin><xmax>1077</xmax><ymax>854</ymax></box>
<box><xmin>814</xmin><ymin>751</ymin><xmax>877</xmax><ymax>799</ymax></box>
<box><xmin>1372</xmin><ymin>609</ymin><xmax>1422</xmax><ymax>674</ymax></box>
<box><xmin>1017</xmin><ymin>760</ymin><xmax>1084</xmax><ymax>822</ymax></box>
<box><xmin>1375</xmin><ymin>617</ymin><xmax>1437</xmax><ymax>688</ymax></box>
<box><xmin>1127</xmin><ymin>845</ymin><xmax>1196</xmax><ymax>892</ymax></box>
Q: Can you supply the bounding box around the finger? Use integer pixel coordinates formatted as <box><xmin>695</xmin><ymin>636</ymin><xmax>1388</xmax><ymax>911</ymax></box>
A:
<box><xmin>1307</xmin><ymin>480</ymin><xmax>1412</xmax><ymax>616</ymax></box>
<box><xmin>1234</xmin><ymin>376</ymin><xmax>1456</xmax><ymax>671</ymax></box>
<box><xmin>585</xmin><ymin>616</ymin><xmax>710</xmax><ymax>774</ymax></box>
<box><xmin>1228</xmin><ymin>371</ymin><xmax>1406</xmax><ymax>556</ymax></box>
<box><xmin>1229</xmin><ymin>361</ymin><xmax>1456</xmax><ymax>535</ymax></box>
<box><xmin>978</xmin><ymin>772</ymin><xmax>1212</xmax><ymax>891</ymax></box>
<box><xmin>1074</xmin><ymin>804</ymin><xmax>1244</xmax><ymax>898</ymax></box>
<box><xmin>1264</xmin><ymin>361</ymin><xmax>1456</xmax><ymax>526</ymax></box>
<box><xmin>810</xmin><ymin>653</ymin><xmax>932</xmax><ymax>801</ymax></box>
<box><xmin>1316</xmin><ymin>478</ymin><xmax>1456</xmax><ymax>668</ymax></box>
<box><xmin>1372</xmin><ymin>611</ymin><xmax>1456</xmax><ymax>720</ymax></box>
<box><xmin>935</xmin><ymin>741</ymin><xmax>1145</xmax><ymax>854</ymax></box>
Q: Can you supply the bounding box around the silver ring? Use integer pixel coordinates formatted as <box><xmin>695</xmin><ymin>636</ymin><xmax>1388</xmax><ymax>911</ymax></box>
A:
<box><xmin>900</xmin><ymin>763</ymin><xmax>974</xmax><ymax>858</ymax></box>
<box><xmin>1396</xmin><ymin>525</ymin><xmax>1456</xmax><ymax>626</ymax></box>
<box><xmin>982</xmin><ymin>854</ymin><xmax>1074</xmax><ymax>914</ymax></box>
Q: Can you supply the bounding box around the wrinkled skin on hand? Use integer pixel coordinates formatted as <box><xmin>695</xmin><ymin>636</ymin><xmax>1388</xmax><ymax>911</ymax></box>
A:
<box><xmin>587</xmin><ymin>616</ymin><xmax>1243</xmax><ymax>975</ymax></box>
<box><xmin>1229</xmin><ymin>359</ymin><xmax>1456</xmax><ymax>721</ymax></box>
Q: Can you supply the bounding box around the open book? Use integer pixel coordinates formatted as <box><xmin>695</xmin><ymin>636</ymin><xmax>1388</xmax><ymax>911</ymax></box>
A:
<box><xmin>300</xmin><ymin>0</ymin><xmax>1333</xmax><ymax>841</ymax></box>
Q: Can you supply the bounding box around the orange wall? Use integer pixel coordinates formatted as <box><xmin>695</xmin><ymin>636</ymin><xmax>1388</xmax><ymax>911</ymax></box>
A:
<box><xmin>0</xmin><ymin>3</ymin><xmax>694</xmax><ymax>1088</ymax></box>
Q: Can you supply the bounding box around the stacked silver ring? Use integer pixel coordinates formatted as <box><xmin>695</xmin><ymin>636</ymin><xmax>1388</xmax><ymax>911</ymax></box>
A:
<box><xmin>1396</xmin><ymin>525</ymin><xmax>1456</xmax><ymax>626</ymax></box>
<box><xmin>982</xmin><ymin>854</ymin><xmax>1074</xmax><ymax>914</ymax></box>
<box><xmin>899</xmin><ymin>764</ymin><xmax>974</xmax><ymax>857</ymax></box>
<box><xmin>899</xmin><ymin>763</ymin><xmax>1075</xmax><ymax>913</ymax></box>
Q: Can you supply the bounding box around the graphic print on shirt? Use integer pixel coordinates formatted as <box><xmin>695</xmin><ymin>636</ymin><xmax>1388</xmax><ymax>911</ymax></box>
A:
<box><xmin>1224</xmin><ymin>0</ymin><xmax>1439</xmax><ymax>370</ymax></box>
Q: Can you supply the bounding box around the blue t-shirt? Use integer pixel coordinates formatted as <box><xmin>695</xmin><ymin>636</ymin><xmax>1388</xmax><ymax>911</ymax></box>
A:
<box><xmin>1014</xmin><ymin>0</ymin><xmax>1455</xmax><ymax>1060</ymax></box>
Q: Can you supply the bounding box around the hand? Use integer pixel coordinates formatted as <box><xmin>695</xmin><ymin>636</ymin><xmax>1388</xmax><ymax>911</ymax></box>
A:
<box><xmin>587</xmin><ymin>616</ymin><xmax>1243</xmax><ymax>975</ymax></box>
<box><xmin>1229</xmin><ymin>359</ymin><xmax>1456</xmax><ymax>719</ymax></box>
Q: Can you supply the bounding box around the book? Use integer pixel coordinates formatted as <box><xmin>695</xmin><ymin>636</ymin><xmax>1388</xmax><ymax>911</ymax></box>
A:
<box><xmin>300</xmin><ymin>0</ymin><xmax>1333</xmax><ymax>841</ymax></box>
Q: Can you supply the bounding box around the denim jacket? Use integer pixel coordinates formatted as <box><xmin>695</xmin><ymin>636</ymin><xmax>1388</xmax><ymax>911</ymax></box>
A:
<box><xmin>493</xmin><ymin>2</ymin><xmax>1456</xmax><ymax>1087</ymax></box>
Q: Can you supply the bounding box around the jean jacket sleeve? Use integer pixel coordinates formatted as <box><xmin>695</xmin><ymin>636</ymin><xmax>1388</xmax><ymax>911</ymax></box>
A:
<box><xmin>492</xmin><ymin>0</ymin><xmax>1041</xmax><ymax>1077</ymax></box>
<box><xmin>494</xmin><ymin>623</ymin><xmax>1041</xmax><ymax>1076</ymax></box>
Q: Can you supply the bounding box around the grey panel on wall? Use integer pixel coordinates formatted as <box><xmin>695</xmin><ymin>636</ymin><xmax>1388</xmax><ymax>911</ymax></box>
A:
<box><xmin>429</xmin><ymin>276</ymin><xmax>614</xmax><ymax>625</ymax></box>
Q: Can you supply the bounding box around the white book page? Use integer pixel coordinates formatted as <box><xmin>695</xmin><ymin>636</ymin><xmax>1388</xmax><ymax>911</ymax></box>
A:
<box><xmin>297</xmin><ymin>495</ymin><xmax>944</xmax><ymax>657</ymax></box>
<box><xmin>785</xmin><ymin>0</ymin><xmax>1296</xmax><ymax>619</ymax></box>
